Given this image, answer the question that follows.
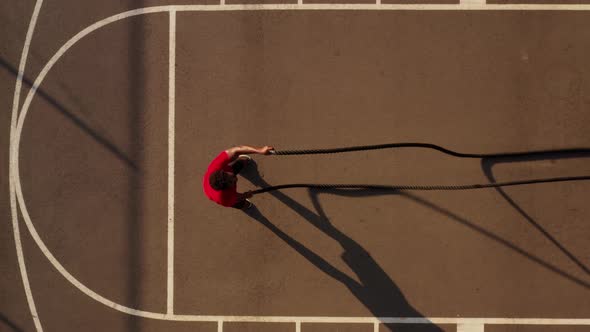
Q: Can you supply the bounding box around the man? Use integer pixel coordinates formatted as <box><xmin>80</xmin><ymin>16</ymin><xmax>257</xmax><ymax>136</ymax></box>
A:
<box><xmin>203</xmin><ymin>145</ymin><xmax>274</xmax><ymax>209</ymax></box>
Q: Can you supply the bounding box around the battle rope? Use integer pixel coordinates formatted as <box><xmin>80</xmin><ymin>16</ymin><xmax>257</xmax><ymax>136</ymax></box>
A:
<box><xmin>249</xmin><ymin>143</ymin><xmax>590</xmax><ymax>195</ymax></box>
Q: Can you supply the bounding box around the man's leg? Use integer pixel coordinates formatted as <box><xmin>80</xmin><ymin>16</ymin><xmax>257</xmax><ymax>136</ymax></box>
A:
<box><xmin>231</xmin><ymin>160</ymin><xmax>245</xmax><ymax>175</ymax></box>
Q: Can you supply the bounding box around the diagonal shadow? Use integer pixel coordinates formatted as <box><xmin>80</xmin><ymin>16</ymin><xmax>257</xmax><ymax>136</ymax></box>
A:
<box><xmin>4</xmin><ymin>11</ymin><xmax>143</xmax><ymax>330</ymax></box>
<box><xmin>243</xmin><ymin>160</ymin><xmax>590</xmax><ymax>292</ymax></box>
<box><xmin>0</xmin><ymin>56</ymin><xmax>137</xmax><ymax>170</ymax></box>
<box><xmin>399</xmin><ymin>191</ymin><xmax>590</xmax><ymax>290</ymax></box>
<box><xmin>127</xmin><ymin>6</ymin><xmax>145</xmax><ymax>332</ymax></box>
<box><xmin>0</xmin><ymin>312</ymin><xmax>24</xmax><ymax>332</ymax></box>
<box><xmin>240</xmin><ymin>161</ymin><xmax>443</xmax><ymax>331</ymax></box>
<box><xmin>481</xmin><ymin>151</ymin><xmax>590</xmax><ymax>276</ymax></box>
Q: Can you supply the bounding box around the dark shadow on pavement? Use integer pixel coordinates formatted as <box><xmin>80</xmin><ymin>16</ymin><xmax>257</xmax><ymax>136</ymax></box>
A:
<box><xmin>2</xmin><ymin>16</ymin><xmax>143</xmax><ymax>331</ymax></box>
<box><xmin>0</xmin><ymin>56</ymin><xmax>137</xmax><ymax>170</ymax></box>
<box><xmin>400</xmin><ymin>191</ymin><xmax>590</xmax><ymax>290</ymax></box>
<box><xmin>0</xmin><ymin>312</ymin><xmax>24</xmax><ymax>332</ymax></box>
<box><xmin>481</xmin><ymin>151</ymin><xmax>590</xmax><ymax>277</ymax></box>
<box><xmin>240</xmin><ymin>161</ymin><xmax>443</xmax><ymax>331</ymax></box>
<box><xmin>127</xmin><ymin>6</ymin><xmax>145</xmax><ymax>332</ymax></box>
<box><xmin>241</xmin><ymin>159</ymin><xmax>590</xmax><ymax>301</ymax></box>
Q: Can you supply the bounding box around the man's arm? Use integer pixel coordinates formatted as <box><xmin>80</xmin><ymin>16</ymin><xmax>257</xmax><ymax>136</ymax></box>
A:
<box><xmin>225</xmin><ymin>145</ymin><xmax>274</xmax><ymax>161</ymax></box>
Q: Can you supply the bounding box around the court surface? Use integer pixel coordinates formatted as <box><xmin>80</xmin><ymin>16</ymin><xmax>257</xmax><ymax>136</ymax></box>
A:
<box><xmin>2</xmin><ymin>1</ymin><xmax>590</xmax><ymax>331</ymax></box>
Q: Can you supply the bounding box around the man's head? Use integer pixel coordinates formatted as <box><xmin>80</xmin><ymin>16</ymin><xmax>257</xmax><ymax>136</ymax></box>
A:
<box><xmin>209</xmin><ymin>170</ymin><xmax>237</xmax><ymax>190</ymax></box>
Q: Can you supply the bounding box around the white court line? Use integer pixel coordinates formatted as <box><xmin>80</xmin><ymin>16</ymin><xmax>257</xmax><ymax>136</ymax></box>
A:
<box><xmin>461</xmin><ymin>0</ymin><xmax>486</xmax><ymax>5</ymax></box>
<box><xmin>167</xmin><ymin>9</ymin><xmax>177</xmax><ymax>316</ymax></box>
<box><xmin>100</xmin><ymin>4</ymin><xmax>590</xmax><ymax>11</ymax></box>
<box><xmin>164</xmin><ymin>317</ymin><xmax>590</xmax><ymax>324</ymax></box>
<box><xmin>457</xmin><ymin>323</ymin><xmax>485</xmax><ymax>332</ymax></box>
<box><xmin>9</xmin><ymin>1</ymin><xmax>44</xmax><ymax>331</ymax></box>
<box><xmin>9</xmin><ymin>3</ymin><xmax>590</xmax><ymax>327</ymax></box>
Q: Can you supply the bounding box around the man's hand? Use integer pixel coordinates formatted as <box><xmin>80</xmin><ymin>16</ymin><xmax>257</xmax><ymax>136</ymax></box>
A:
<box><xmin>259</xmin><ymin>146</ymin><xmax>274</xmax><ymax>155</ymax></box>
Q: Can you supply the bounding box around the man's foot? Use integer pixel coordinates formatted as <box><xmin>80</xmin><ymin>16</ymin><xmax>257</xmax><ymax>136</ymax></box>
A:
<box><xmin>241</xmin><ymin>199</ymin><xmax>253</xmax><ymax>210</ymax></box>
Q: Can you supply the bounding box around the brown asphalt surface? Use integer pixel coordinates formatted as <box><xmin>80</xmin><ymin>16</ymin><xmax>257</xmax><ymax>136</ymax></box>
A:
<box><xmin>2</xmin><ymin>1</ymin><xmax>590</xmax><ymax>332</ymax></box>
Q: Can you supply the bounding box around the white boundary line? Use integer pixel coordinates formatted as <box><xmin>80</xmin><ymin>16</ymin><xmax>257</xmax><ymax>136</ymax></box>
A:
<box><xmin>460</xmin><ymin>0</ymin><xmax>486</xmax><ymax>6</ymax></box>
<box><xmin>167</xmin><ymin>9</ymin><xmax>177</xmax><ymax>316</ymax></box>
<box><xmin>9</xmin><ymin>3</ymin><xmax>590</xmax><ymax>329</ymax></box>
<box><xmin>9</xmin><ymin>1</ymin><xmax>44</xmax><ymax>331</ymax></box>
<box><xmin>457</xmin><ymin>322</ymin><xmax>485</xmax><ymax>332</ymax></box>
<box><xmin>159</xmin><ymin>4</ymin><xmax>590</xmax><ymax>10</ymax></box>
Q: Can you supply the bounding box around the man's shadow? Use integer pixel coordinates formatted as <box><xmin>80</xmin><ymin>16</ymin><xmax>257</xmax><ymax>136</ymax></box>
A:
<box><xmin>240</xmin><ymin>161</ymin><xmax>443</xmax><ymax>331</ymax></box>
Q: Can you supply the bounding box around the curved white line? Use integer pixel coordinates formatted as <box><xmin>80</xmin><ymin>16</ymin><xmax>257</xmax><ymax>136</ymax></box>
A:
<box><xmin>9</xmin><ymin>1</ymin><xmax>44</xmax><ymax>331</ymax></box>
<box><xmin>12</xmin><ymin>6</ymin><xmax>179</xmax><ymax>320</ymax></box>
<box><xmin>11</xmin><ymin>3</ymin><xmax>590</xmax><ymax>323</ymax></box>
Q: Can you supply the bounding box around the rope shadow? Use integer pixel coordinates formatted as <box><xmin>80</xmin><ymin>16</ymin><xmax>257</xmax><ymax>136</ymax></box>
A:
<box><xmin>243</xmin><ymin>159</ymin><xmax>590</xmax><ymax>291</ymax></box>
<box><xmin>308</xmin><ymin>187</ymin><xmax>590</xmax><ymax>290</ymax></box>
<box><xmin>240</xmin><ymin>161</ymin><xmax>443</xmax><ymax>331</ymax></box>
<box><xmin>481</xmin><ymin>151</ymin><xmax>590</xmax><ymax>277</ymax></box>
